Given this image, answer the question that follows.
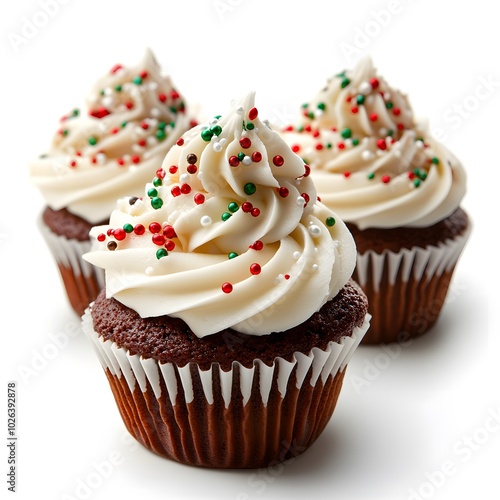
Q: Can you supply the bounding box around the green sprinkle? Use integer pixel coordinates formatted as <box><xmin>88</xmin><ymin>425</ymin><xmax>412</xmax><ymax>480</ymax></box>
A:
<box><xmin>123</xmin><ymin>223</ymin><xmax>133</xmax><ymax>233</ymax></box>
<box><xmin>210</xmin><ymin>125</ymin><xmax>222</xmax><ymax>136</ymax></box>
<box><xmin>297</xmin><ymin>125</ymin><xmax>304</xmax><ymax>133</ymax></box>
<box><xmin>228</xmin><ymin>202</ymin><xmax>239</xmax><ymax>213</ymax></box>
<box><xmin>413</xmin><ymin>168</ymin><xmax>421</xmax><ymax>177</ymax></box>
<box><xmin>201</xmin><ymin>128</ymin><xmax>213</xmax><ymax>141</ymax></box>
<box><xmin>62</xmin><ymin>129</ymin><xmax>69</xmax><ymax>136</ymax></box>
<box><xmin>228</xmin><ymin>252</ymin><xmax>238</xmax><ymax>259</ymax></box>
<box><xmin>244</xmin><ymin>183</ymin><xmax>256</xmax><ymax>195</ymax></box>
<box><xmin>413</xmin><ymin>179</ymin><xmax>421</xmax><ymax>188</ymax></box>
<box><xmin>151</xmin><ymin>197</ymin><xmax>163</xmax><ymax>209</ymax></box>
<box><xmin>326</xmin><ymin>143</ymin><xmax>333</xmax><ymax>149</ymax></box>
<box><xmin>237</xmin><ymin>152</ymin><xmax>245</xmax><ymax>161</ymax></box>
<box><xmin>100</xmin><ymin>89</ymin><xmax>105</xmax><ymax>96</ymax></box>
<box><xmin>387</xmin><ymin>129</ymin><xmax>394</xmax><ymax>137</ymax></box>
<box><xmin>115</xmin><ymin>85</ymin><xmax>122</xmax><ymax>92</ymax></box>
<box><xmin>385</xmin><ymin>101</ymin><xmax>394</xmax><ymax>109</ymax></box>
<box><xmin>341</xmin><ymin>77</ymin><xmax>350</xmax><ymax>88</ymax></box>
<box><xmin>156</xmin><ymin>130</ymin><xmax>166</xmax><ymax>141</ymax></box>
<box><xmin>431</xmin><ymin>157</ymin><xmax>439</xmax><ymax>165</ymax></box>
<box><xmin>156</xmin><ymin>248</ymin><xmax>168</xmax><ymax>259</ymax></box>
<box><xmin>356</xmin><ymin>94</ymin><xmax>365</xmax><ymax>105</ymax></box>
<box><xmin>169</xmin><ymin>106</ymin><xmax>178</xmax><ymax>114</ymax></box>
<box><xmin>147</xmin><ymin>188</ymin><xmax>158</xmax><ymax>198</ymax></box>
<box><xmin>352</xmin><ymin>138</ymin><xmax>359</xmax><ymax>146</ymax></box>
<box><xmin>157</xmin><ymin>121</ymin><xmax>167</xmax><ymax>130</ymax></box>
<box><xmin>246</xmin><ymin>122</ymin><xmax>255</xmax><ymax>130</ymax></box>
<box><xmin>121</xmin><ymin>121</ymin><xmax>128</xmax><ymax>128</ymax></box>
<box><xmin>221</xmin><ymin>212</ymin><xmax>232</xmax><ymax>221</ymax></box>
<box><xmin>317</xmin><ymin>102</ymin><xmax>326</xmax><ymax>111</ymax></box>
<box><xmin>133</xmin><ymin>76</ymin><xmax>143</xmax><ymax>85</ymax></box>
<box><xmin>214</xmin><ymin>115</ymin><xmax>221</xmax><ymax>119</ymax></box>
<box><xmin>336</xmin><ymin>71</ymin><xmax>346</xmax><ymax>78</ymax></box>
<box><xmin>307</xmin><ymin>112</ymin><xmax>315</xmax><ymax>119</ymax></box>
<box><xmin>341</xmin><ymin>128</ymin><xmax>352</xmax><ymax>139</ymax></box>
<box><xmin>326</xmin><ymin>217</ymin><xmax>336</xmax><ymax>227</ymax></box>
<box><xmin>367</xmin><ymin>172</ymin><xmax>375</xmax><ymax>180</ymax></box>
<box><xmin>88</xmin><ymin>136</ymin><xmax>98</xmax><ymax>146</ymax></box>
<box><xmin>72</xmin><ymin>109</ymin><xmax>79</xmax><ymax>117</ymax></box>
<box><xmin>153</xmin><ymin>177</ymin><xmax>162</xmax><ymax>187</ymax></box>
<box><xmin>419</xmin><ymin>172</ymin><xmax>428</xmax><ymax>181</ymax></box>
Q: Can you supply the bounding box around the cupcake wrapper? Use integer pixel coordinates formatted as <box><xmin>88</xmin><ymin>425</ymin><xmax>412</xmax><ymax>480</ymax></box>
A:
<box><xmin>38</xmin><ymin>215</ymin><xmax>105</xmax><ymax>316</ymax></box>
<box><xmin>353</xmin><ymin>225</ymin><xmax>471</xmax><ymax>344</ymax></box>
<box><xmin>82</xmin><ymin>309</ymin><xmax>370</xmax><ymax>468</ymax></box>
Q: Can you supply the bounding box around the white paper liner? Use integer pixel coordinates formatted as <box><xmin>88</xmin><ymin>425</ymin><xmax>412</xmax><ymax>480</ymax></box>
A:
<box><xmin>355</xmin><ymin>225</ymin><xmax>471</xmax><ymax>292</ymax></box>
<box><xmin>37</xmin><ymin>214</ymin><xmax>105</xmax><ymax>286</ymax></box>
<box><xmin>82</xmin><ymin>308</ymin><xmax>370</xmax><ymax>409</ymax></box>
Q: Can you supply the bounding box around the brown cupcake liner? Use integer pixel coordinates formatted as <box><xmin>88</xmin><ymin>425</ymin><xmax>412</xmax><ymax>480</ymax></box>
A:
<box><xmin>354</xmin><ymin>225</ymin><xmax>471</xmax><ymax>344</ymax></box>
<box><xmin>38</xmin><ymin>215</ymin><xmax>104</xmax><ymax>316</ymax></box>
<box><xmin>82</xmin><ymin>309</ymin><xmax>370</xmax><ymax>468</ymax></box>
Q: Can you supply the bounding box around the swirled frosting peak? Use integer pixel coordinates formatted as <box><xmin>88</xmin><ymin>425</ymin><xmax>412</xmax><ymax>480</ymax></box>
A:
<box><xmin>282</xmin><ymin>57</ymin><xmax>466</xmax><ymax>229</ymax></box>
<box><xmin>84</xmin><ymin>92</ymin><xmax>357</xmax><ymax>337</ymax></box>
<box><xmin>30</xmin><ymin>49</ymin><xmax>194</xmax><ymax>223</ymax></box>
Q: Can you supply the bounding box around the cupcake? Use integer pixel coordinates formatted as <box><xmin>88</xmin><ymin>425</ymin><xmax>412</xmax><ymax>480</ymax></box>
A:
<box><xmin>82</xmin><ymin>92</ymin><xmax>370</xmax><ymax>468</ymax></box>
<box><xmin>281</xmin><ymin>57</ymin><xmax>471</xmax><ymax>344</ymax></box>
<box><xmin>30</xmin><ymin>49</ymin><xmax>194</xmax><ymax>316</ymax></box>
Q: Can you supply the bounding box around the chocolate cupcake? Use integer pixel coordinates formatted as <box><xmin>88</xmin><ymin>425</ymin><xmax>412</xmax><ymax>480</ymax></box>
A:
<box><xmin>30</xmin><ymin>49</ymin><xmax>195</xmax><ymax>316</ymax></box>
<box><xmin>281</xmin><ymin>57</ymin><xmax>471</xmax><ymax>344</ymax></box>
<box><xmin>82</xmin><ymin>93</ymin><xmax>370</xmax><ymax>468</ymax></box>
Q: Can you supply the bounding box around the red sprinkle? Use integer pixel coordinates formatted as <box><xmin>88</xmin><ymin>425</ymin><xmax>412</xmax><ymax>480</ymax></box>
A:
<box><xmin>176</xmin><ymin>138</ymin><xmax>184</xmax><ymax>146</ymax></box>
<box><xmin>315</xmin><ymin>143</ymin><xmax>323</xmax><ymax>150</ymax></box>
<box><xmin>303</xmin><ymin>165</ymin><xmax>311</xmax><ymax>177</ymax></box>
<box><xmin>250</xmin><ymin>240</ymin><xmax>263</xmax><ymax>251</ymax></box>
<box><xmin>248</xmin><ymin>107</ymin><xmax>258</xmax><ymax>120</ymax></box>
<box><xmin>351</xmin><ymin>106</ymin><xmax>359</xmax><ymax>114</ymax></box>
<box><xmin>117</xmin><ymin>158</ymin><xmax>125</xmax><ymax>166</ymax></box>
<box><xmin>369</xmin><ymin>113</ymin><xmax>378</xmax><ymax>122</ymax></box>
<box><xmin>381</xmin><ymin>175</ymin><xmax>391</xmax><ymax>184</ymax></box>
<box><xmin>250</xmin><ymin>263</ymin><xmax>261</xmax><ymax>275</ymax></box>
<box><xmin>138</xmin><ymin>139</ymin><xmax>147</xmax><ymax>147</ymax></box>
<box><xmin>133</xmin><ymin>224</ymin><xmax>145</xmax><ymax>235</ymax></box>
<box><xmin>97</xmin><ymin>233</ymin><xmax>106</xmax><ymax>242</ymax></box>
<box><xmin>370</xmin><ymin>77</ymin><xmax>380</xmax><ymax>89</ymax></box>
<box><xmin>180</xmin><ymin>183</ymin><xmax>192</xmax><ymax>194</ymax></box>
<box><xmin>131</xmin><ymin>155</ymin><xmax>140</xmax><ymax>164</ymax></box>
<box><xmin>337</xmin><ymin>142</ymin><xmax>345</xmax><ymax>150</ymax></box>
<box><xmin>222</xmin><ymin>282</ymin><xmax>233</xmax><ymax>294</ymax></box>
<box><xmin>149</xmin><ymin>222</ymin><xmax>161</xmax><ymax>234</ymax></box>
<box><xmin>344</xmin><ymin>171</ymin><xmax>351</xmax><ymax>178</ymax></box>
<box><xmin>251</xmin><ymin>151</ymin><xmax>262</xmax><ymax>163</ymax></box>
<box><xmin>169</xmin><ymin>165</ymin><xmax>178</xmax><ymax>174</ymax></box>
<box><xmin>158</xmin><ymin>93</ymin><xmax>167</xmax><ymax>103</ymax></box>
<box><xmin>251</xmin><ymin>208</ymin><xmax>261</xmax><ymax>217</ymax></box>
<box><xmin>187</xmin><ymin>165</ymin><xmax>197</xmax><ymax>174</ymax></box>
<box><xmin>393</xmin><ymin>107</ymin><xmax>401</xmax><ymax>116</ymax></box>
<box><xmin>376</xmin><ymin>139</ymin><xmax>387</xmax><ymax>150</ymax></box>
<box><xmin>114</xmin><ymin>228</ymin><xmax>126</xmax><ymax>241</ymax></box>
<box><xmin>242</xmin><ymin>202</ymin><xmax>253</xmax><ymax>213</ymax></box>
<box><xmin>165</xmin><ymin>240</ymin><xmax>176</xmax><ymax>251</ymax></box>
<box><xmin>171</xmin><ymin>186</ymin><xmax>181</xmax><ymax>197</ymax></box>
<box><xmin>194</xmin><ymin>193</ymin><xmax>205</xmax><ymax>205</ymax></box>
<box><xmin>284</xmin><ymin>274</ymin><xmax>290</xmax><ymax>280</ymax></box>
<box><xmin>111</xmin><ymin>64</ymin><xmax>122</xmax><ymax>74</ymax></box>
<box><xmin>229</xmin><ymin>155</ymin><xmax>240</xmax><ymax>167</ymax></box>
<box><xmin>273</xmin><ymin>155</ymin><xmax>284</xmax><ymax>167</ymax></box>
<box><xmin>152</xmin><ymin>234</ymin><xmax>166</xmax><ymax>246</ymax></box>
<box><xmin>278</xmin><ymin>187</ymin><xmax>289</xmax><ymax>198</ymax></box>
<box><xmin>156</xmin><ymin>168</ymin><xmax>166</xmax><ymax>179</ymax></box>
<box><xmin>239</xmin><ymin>137</ymin><xmax>251</xmax><ymax>149</ymax></box>
<box><xmin>163</xmin><ymin>225</ymin><xmax>176</xmax><ymax>239</ymax></box>
<box><xmin>291</xmin><ymin>144</ymin><xmax>301</xmax><ymax>153</ymax></box>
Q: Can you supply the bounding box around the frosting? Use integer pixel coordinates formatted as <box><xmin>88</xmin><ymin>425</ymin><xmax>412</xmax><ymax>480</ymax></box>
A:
<box><xmin>84</xmin><ymin>92</ymin><xmax>356</xmax><ymax>337</ymax></box>
<box><xmin>282</xmin><ymin>57</ymin><xmax>466</xmax><ymax>230</ymax></box>
<box><xmin>30</xmin><ymin>49</ymin><xmax>193</xmax><ymax>224</ymax></box>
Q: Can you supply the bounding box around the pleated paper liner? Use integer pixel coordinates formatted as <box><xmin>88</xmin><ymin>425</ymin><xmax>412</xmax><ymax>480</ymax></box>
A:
<box><xmin>82</xmin><ymin>309</ymin><xmax>370</xmax><ymax>468</ymax></box>
<box><xmin>38</xmin><ymin>215</ymin><xmax>104</xmax><ymax>316</ymax></box>
<box><xmin>353</xmin><ymin>224</ymin><xmax>471</xmax><ymax>344</ymax></box>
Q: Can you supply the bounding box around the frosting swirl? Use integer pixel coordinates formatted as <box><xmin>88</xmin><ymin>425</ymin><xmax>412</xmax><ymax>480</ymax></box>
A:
<box><xmin>30</xmin><ymin>49</ymin><xmax>193</xmax><ymax>223</ymax></box>
<box><xmin>84</xmin><ymin>93</ymin><xmax>356</xmax><ymax>337</ymax></box>
<box><xmin>282</xmin><ymin>57</ymin><xmax>466</xmax><ymax>229</ymax></box>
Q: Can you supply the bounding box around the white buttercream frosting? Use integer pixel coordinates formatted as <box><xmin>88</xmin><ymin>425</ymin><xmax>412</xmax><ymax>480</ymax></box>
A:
<box><xmin>281</xmin><ymin>57</ymin><xmax>466</xmax><ymax>230</ymax></box>
<box><xmin>84</xmin><ymin>92</ymin><xmax>356</xmax><ymax>337</ymax></box>
<box><xmin>30</xmin><ymin>49</ymin><xmax>193</xmax><ymax>223</ymax></box>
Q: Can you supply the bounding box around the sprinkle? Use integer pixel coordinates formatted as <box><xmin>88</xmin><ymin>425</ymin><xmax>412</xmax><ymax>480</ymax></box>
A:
<box><xmin>153</xmin><ymin>234</ymin><xmax>166</xmax><ymax>246</ymax></box>
<box><xmin>222</xmin><ymin>282</ymin><xmax>233</xmax><ymax>294</ymax></box>
<box><xmin>326</xmin><ymin>217</ymin><xmax>336</xmax><ymax>227</ymax></box>
<box><xmin>317</xmin><ymin>102</ymin><xmax>326</xmax><ymax>111</ymax></box>
<box><xmin>284</xmin><ymin>274</ymin><xmax>290</xmax><ymax>280</ymax></box>
<box><xmin>431</xmin><ymin>157</ymin><xmax>440</xmax><ymax>165</ymax></box>
<box><xmin>134</xmin><ymin>224</ymin><xmax>145</xmax><ymax>235</ymax></box>
<box><xmin>241</xmin><ymin>202</ymin><xmax>253</xmax><ymax>213</ymax></box>
<box><xmin>242</xmin><ymin>156</ymin><xmax>252</xmax><ymax>166</ymax></box>
<box><xmin>187</xmin><ymin>164</ymin><xmax>197</xmax><ymax>174</ymax></box>
<box><xmin>362</xmin><ymin>150</ymin><xmax>374</xmax><ymax>160</ymax></box>
<box><xmin>250</xmin><ymin>240</ymin><xmax>263</xmax><ymax>251</ymax></box>
<box><xmin>237</xmin><ymin>152</ymin><xmax>245</xmax><ymax>161</ymax></box>
<box><xmin>163</xmin><ymin>225</ymin><xmax>176</xmax><ymax>238</ymax></box>
<box><xmin>358</xmin><ymin>82</ymin><xmax>371</xmax><ymax>95</ymax></box>
<box><xmin>369</xmin><ymin>113</ymin><xmax>378</xmax><ymax>122</ymax></box>
<box><xmin>248</xmin><ymin>107</ymin><xmax>258</xmax><ymax>120</ymax></box>
<box><xmin>229</xmin><ymin>155</ymin><xmax>240</xmax><ymax>167</ymax></box>
<box><xmin>97</xmin><ymin>233</ymin><xmax>106</xmax><ymax>242</ymax></box>
<box><xmin>341</xmin><ymin>128</ymin><xmax>352</xmax><ymax>139</ymax></box>
<box><xmin>341</xmin><ymin>77</ymin><xmax>350</xmax><ymax>88</ymax></box>
<box><xmin>113</xmin><ymin>229</ymin><xmax>126</xmax><ymax>241</ymax></box>
<box><xmin>273</xmin><ymin>155</ymin><xmax>284</xmax><ymax>167</ymax></box>
<box><xmin>385</xmin><ymin>101</ymin><xmax>394</xmax><ymax>109</ymax></box>
<box><xmin>165</xmin><ymin>240</ymin><xmax>176</xmax><ymax>251</ymax></box>
<box><xmin>228</xmin><ymin>252</ymin><xmax>238</xmax><ymax>259</ymax></box>
<box><xmin>312</xmin><ymin>264</ymin><xmax>319</xmax><ymax>272</ymax></box>
<box><xmin>200</xmin><ymin>216</ymin><xmax>212</xmax><ymax>226</ymax></box>
<box><xmin>413</xmin><ymin>179</ymin><xmax>421</xmax><ymax>188</ymax></box>
<box><xmin>343</xmin><ymin>172</ymin><xmax>351</xmax><ymax>178</ymax></box>
<box><xmin>250</xmin><ymin>263</ymin><xmax>261</xmax><ymax>275</ymax></box>
<box><xmin>194</xmin><ymin>193</ymin><xmax>205</xmax><ymax>205</ymax></box>
<box><xmin>251</xmin><ymin>208</ymin><xmax>261</xmax><ymax>217</ymax></box>
<box><xmin>169</xmin><ymin>165</ymin><xmax>178</xmax><ymax>174</ymax></box>
<box><xmin>356</xmin><ymin>94</ymin><xmax>365</xmax><ymax>105</ymax></box>
<box><xmin>176</xmin><ymin>138</ymin><xmax>184</xmax><ymax>146</ymax></box>
<box><xmin>149</xmin><ymin>222</ymin><xmax>162</xmax><ymax>234</ymax></box>
<box><xmin>88</xmin><ymin>136</ymin><xmax>98</xmax><ymax>146</ymax></box>
<box><xmin>156</xmin><ymin>248</ymin><xmax>168</xmax><ymax>259</ymax></box>
<box><xmin>381</xmin><ymin>175</ymin><xmax>391</xmax><ymax>184</ymax></box>
<box><xmin>244</xmin><ymin>183</ymin><xmax>256</xmax><ymax>195</ymax></box>
<box><xmin>151</xmin><ymin>197</ymin><xmax>163</xmax><ymax>209</ymax></box>
<box><xmin>123</xmin><ymin>223</ymin><xmax>133</xmax><ymax>233</ymax></box>
<box><xmin>376</xmin><ymin>139</ymin><xmax>387</xmax><ymax>150</ymax></box>
<box><xmin>296</xmin><ymin>196</ymin><xmax>306</xmax><ymax>206</ymax></box>
<box><xmin>251</xmin><ymin>151</ymin><xmax>262</xmax><ymax>163</ymax></box>
<box><xmin>228</xmin><ymin>202</ymin><xmax>239</xmax><ymax>213</ymax></box>
<box><xmin>107</xmin><ymin>241</ymin><xmax>117</xmax><ymax>251</ymax></box>
<box><xmin>187</xmin><ymin>153</ymin><xmax>197</xmax><ymax>164</ymax></box>
<box><xmin>278</xmin><ymin>187</ymin><xmax>289</xmax><ymax>198</ymax></box>
<box><xmin>147</xmin><ymin>188</ymin><xmax>158</xmax><ymax>198</ymax></box>
<box><xmin>308</xmin><ymin>225</ymin><xmax>321</xmax><ymax>237</ymax></box>
<box><xmin>201</xmin><ymin>128</ymin><xmax>213</xmax><ymax>141</ymax></box>
<box><xmin>171</xmin><ymin>186</ymin><xmax>181</xmax><ymax>197</ymax></box>
<box><xmin>239</xmin><ymin>137</ymin><xmax>251</xmax><ymax>149</ymax></box>
<box><xmin>293</xmin><ymin>251</ymin><xmax>301</xmax><ymax>260</ymax></box>
<box><xmin>367</xmin><ymin>172</ymin><xmax>375</xmax><ymax>180</ymax></box>
<box><xmin>291</xmin><ymin>144</ymin><xmax>301</xmax><ymax>153</ymax></box>
<box><xmin>210</xmin><ymin>125</ymin><xmax>222</xmax><ymax>136</ymax></box>
<box><xmin>370</xmin><ymin>77</ymin><xmax>380</xmax><ymax>89</ymax></box>
<box><xmin>351</xmin><ymin>106</ymin><xmax>359</xmax><ymax>114</ymax></box>
<box><xmin>180</xmin><ymin>183</ymin><xmax>192</xmax><ymax>194</ymax></box>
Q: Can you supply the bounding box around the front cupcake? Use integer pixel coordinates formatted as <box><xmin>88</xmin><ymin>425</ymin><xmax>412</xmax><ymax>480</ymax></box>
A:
<box><xmin>82</xmin><ymin>92</ymin><xmax>370</xmax><ymax>468</ymax></box>
<box><xmin>30</xmin><ymin>49</ymin><xmax>194</xmax><ymax>316</ymax></box>
<box><xmin>282</xmin><ymin>57</ymin><xmax>471</xmax><ymax>344</ymax></box>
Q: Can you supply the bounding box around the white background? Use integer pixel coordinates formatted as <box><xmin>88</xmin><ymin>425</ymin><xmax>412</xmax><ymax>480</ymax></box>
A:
<box><xmin>1</xmin><ymin>1</ymin><xmax>499</xmax><ymax>499</ymax></box>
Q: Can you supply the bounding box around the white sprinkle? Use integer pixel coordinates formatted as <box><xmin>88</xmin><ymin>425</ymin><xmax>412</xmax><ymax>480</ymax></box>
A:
<box><xmin>384</xmin><ymin>92</ymin><xmax>391</xmax><ymax>100</ymax></box>
<box><xmin>242</xmin><ymin>156</ymin><xmax>252</xmax><ymax>166</ymax></box>
<box><xmin>236</xmin><ymin>106</ymin><xmax>244</xmax><ymax>115</ymax></box>
<box><xmin>132</xmin><ymin>144</ymin><xmax>142</xmax><ymax>153</ymax></box>
<box><xmin>123</xmin><ymin>154</ymin><xmax>131</xmax><ymax>163</ymax></box>
<box><xmin>128</xmin><ymin>165</ymin><xmax>138</xmax><ymax>172</ymax></box>
<box><xmin>416</xmin><ymin>140</ymin><xmax>424</xmax><ymax>149</ymax></box>
<box><xmin>361</xmin><ymin>150</ymin><xmax>374</xmax><ymax>161</ymax></box>
<box><xmin>308</xmin><ymin>225</ymin><xmax>321</xmax><ymax>237</ymax></box>
<box><xmin>379</xmin><ymin>127</ymin><xmax>387</xmax><ymax>136</ymax></box>
<box><xmin>213</xmin><ymin>142</ymin><xmax>223</xmax><ymax>152</ymax></box>
<box><xmin>147</xmin><ymin>136</ymin><xmax>157</xmax><ymax>146</ymax></box>
<box><xmin>358</xmin><ymin>81</ymin><xmax>371</xmax><ymax>95</ymax></box>
<box><xmin>219</xmin><ymin>138</ymin><xmax>227</xmax><ymax>146</ymax></box>
<box><xmin>96</xmin><ymin>153</ymin><xmax>107</xmax><ymax>164</ymax></box>
<box><xmin>312</xmin><ymin>264</ymin><xmax>319</xmax><ymax>272</ymax></box>
<box><xmin>274</xmin><ymin>274</ymin><xmax>283</xmax><ymax>284</ymax></box>
<box><xmin>102</xmin><ymin>96</ymin><xmax>114</xmax><ymax>108</ymax></box>
<box><xmin>344</xmin><ymin>138</ymin><xmax>352</xmax><ymax>147</ymax></box>
<box><xmin>149</xmin><ymin>118</ymin><xmax>158</xmax><ymax>127</ymax></box>
<box><xmin>179</xmin><ymin>173</ymin><xmax>190</xmax><ymax>183</ymax></box>
<box><xmin>149</xmin><ymin>82</ymin><xmax>158</xmax><ymax>91</ymax></box>
<box><xmin>293</xmin><ymin>251</ymin><xmax>301</xmax><ymax>260</ymax></box>
<box><xmin>296</xmin><ymin>196</ymin><xmax>306</xmax><ymax>206</ymax></box>
<box><xmin>200</xmin><ymin>216</ymin><xmax>212</xmax><ymax>226</ymax></box>
<box><xmin>145</xmin><ymin>267</ymin><xmax>154</xmax><ymax>275</ymax></box>
<box><xmin>210</xmin><ymin>134</ymin><xmax>218</xmax><ymax>142</ymax></box>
